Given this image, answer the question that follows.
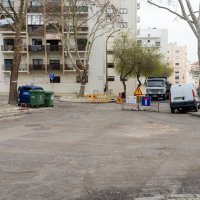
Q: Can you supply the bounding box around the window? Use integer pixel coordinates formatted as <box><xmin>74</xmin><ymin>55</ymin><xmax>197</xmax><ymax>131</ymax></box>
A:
<box><xmin>32</xmin><ymin>39</ymin><xmax>42</xmax><ymax>45</ymax></box>
<box><xmin>155</xmin><ymin>41</ymin><xmax>160</xmax><ymax>46</ymax></box>
<box><xmin>33</xmin><ymin>59</ymin><xmax>43</xmax><ymax>66</ymax></box>
<box><xmin>147</xmin><ymin>40</ymin><xmax>150</xmax><ymax>43</ymax></box>
<box><xmin>77</xmin><ymin>39</ymin><xmax>87</xmax><ymax>51</ymax></box>
<box><xmin>50</xmin><ymin>76</ymin><xmax>60</xmax><ymax>83</ymax></box>
<box><xmin>176</xmin><ymin>50</ymin><xmax>179</xmax><ymax>53</ymax></box>
<box><xmin>4</xmin><ymin>59</ymin><xmax>13</xmax><ymax>70</ymax></box>
<box><xmin>175</xmin><ymin>70</ymin><xmax>179</xmax><ymax>74</ymax></box>
<box><xmin>175</xmin><ymin>63</ymin><xmax>179</xmax><ymax>66</ymax></box>
<box><xmin>120</xmin><ymin>8</ymin><xmax>128</xmax><ymax>14</ymax></box>
<box><xmin>175</xmin><ymin>75</ymin><xmax>179</xmax><ymax>80</ymax></box>
<box><xmin>137</xmin><ymin>40</ymin><xmax>142</xmax><ymax>45</ymax></box>
<box><xmin>108</xmin><ymin>76</ymin><xmax>115</xmax><ymax>81</ymax></box>
<box><xmin>31</xmin><ymin>0</ymin><xmax>42</xmax><ymax>7</ymax></box>
<box><xmin>119</xmin><ymin>22</ymin><xmax>128</xmax><ymax>28</ymax></box>
<box><xmin>107</xmin><ymin>63</ymin><xmax>114</xmax><ymax>68</ymax></box>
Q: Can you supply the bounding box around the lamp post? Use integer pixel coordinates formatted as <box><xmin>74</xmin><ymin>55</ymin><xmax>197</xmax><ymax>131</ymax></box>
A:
<box><xmin>105</xmin><ymin>29</ymin><xmax>120</xmax><ymax>94</ymax></box>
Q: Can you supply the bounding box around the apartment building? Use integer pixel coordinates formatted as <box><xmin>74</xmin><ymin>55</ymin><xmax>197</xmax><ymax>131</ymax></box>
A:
<box><xmin>189</xmin><ymin>62</ymin><xmax>200</xmax><ymax>87</ymax></box>
<box><xmin>0</xmin><ymin>0</ymin><xmax>138</xmax><ymax>95</ymax></box>
<box><xmin>168</xmin><ymin>43</ymin><xmax>188</xmax><ymax>84</ymax></box>
<box><xmin>137</xmin><ymin>27</ymin><xmax>168</xmax><ymax>62</ymax></box>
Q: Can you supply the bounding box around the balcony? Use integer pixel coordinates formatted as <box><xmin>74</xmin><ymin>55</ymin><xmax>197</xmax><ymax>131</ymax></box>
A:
<box><xmin>64</xmin><ymin>26</ymin><xmax>89</xmax><ymax>34</ymax></box>
<box><xmin>29</xmin><ymin>45</ymin><xmax>45</xmax><ymax>52</ymax></box>
<box><xmin>46</xmin><ymin>45</ymin><xmax>62</xmax><ymax>52</ymax></box>
<box><xmin>64</xmin><ymin>64</ymin><xmax>83</xmax><ymax>71</ymax></box>
<box><xmin>46</xmin><ymin>24</ymin><xmax>62</xmax><ymax>33</ymax></box>
<box><xmin>1</xmin><ymin>45</ymin><xmax>27</xmax><ymax>52</ymax></box>
<box><xmin>28</xmin><ymin>5</ymin><xmax>43</xmax><ymax>13</ymax></box>
<box><xmin>47</xmin><ymin>64</ymin><xmax>62</xmax><ymax>70</ymax></box>
<box><xmin>29</xmin><ymin>64</ymin><xmax>45</xmax><ymax>71</ymax></box>
<box><xmin>3</xmin><ymin>64</ymin><xmax>28</xmax><ymax>72</ymax></box>
<box><xmin>28</xmin><ymin>25</ymin><xmax>45</xmax><ymax>35</ymax></box>
<box><xmin>63</xmin><ymin>6</ymin><xmax>88</xmax><ymax>15</ymax></box>
<box><xmin>45</xmin><ymin>1</ymin><xmax>61</xmax><ymax>13</ymax></box>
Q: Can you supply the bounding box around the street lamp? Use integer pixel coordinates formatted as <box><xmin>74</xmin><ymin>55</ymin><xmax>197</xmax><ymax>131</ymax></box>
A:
<box><xmin>105</xmin><ymin>29</ymin><xmax>120</xmax><ymax>94</ymax></box>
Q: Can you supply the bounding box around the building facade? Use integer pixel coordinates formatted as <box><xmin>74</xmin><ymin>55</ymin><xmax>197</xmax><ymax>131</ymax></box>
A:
<box><xmin>137</xmin><ymin>27</ymin><xmax>168</xmax><ymax>62</ymax></box>
<box><xmin>0</xmin><ymin>0</ymin><xmax>138</xmax><ymax>95</ymax></box>
<box><xmin>168</xmin><ymin>43</ymin><xmax>188</xmax><ymax>85</ymax></box>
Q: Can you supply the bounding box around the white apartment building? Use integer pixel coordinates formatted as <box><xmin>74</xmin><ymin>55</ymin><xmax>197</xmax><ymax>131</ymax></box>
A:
<box><xmin>137</xmin><ymin>27</ymin><xmax>168</xmax><ymax>62</ymax></box>
<box><xmin>168</xmin><ymin>43</ymin><xmax>188</xmax><ymax>84</ymax></box>
<box><xmin>0</xmin><ymin>0</ymin><xmax>138</xmax><ymax>95</ymax></box>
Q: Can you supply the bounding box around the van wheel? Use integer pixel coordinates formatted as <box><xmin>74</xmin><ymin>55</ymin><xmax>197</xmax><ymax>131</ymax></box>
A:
<box><xmin>194</xmin><ymin>105</ymin><xmax>198</xmax><ymax>112</ymax></box>
<box><xmin>171</xmin><ymin>108</ymin><xmax>175</xmax><ymax>113</ymax></box>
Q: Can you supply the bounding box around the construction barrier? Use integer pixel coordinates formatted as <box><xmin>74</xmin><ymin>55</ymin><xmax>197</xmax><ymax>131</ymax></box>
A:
<box><xmin>120</xmin><ymin>96</ymin><xmax>160</xmax><ymax>112</ymax></box>
<box><xmin>84</xmin><ymin>93</ymin><xmax>109</xmax><ymax>103</ymax></box>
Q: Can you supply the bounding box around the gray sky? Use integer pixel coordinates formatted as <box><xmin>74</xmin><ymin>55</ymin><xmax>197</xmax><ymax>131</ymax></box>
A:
<box><xmin>139</xmin><ymin>1</ymin><xmax>198</xmax><ymax>63</ymax></box>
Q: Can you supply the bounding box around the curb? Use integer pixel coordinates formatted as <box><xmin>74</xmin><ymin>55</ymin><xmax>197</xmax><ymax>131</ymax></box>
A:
<box><xmin>187</xmin><ymin>112</ymin><xmax>200</xmax><ymax>118</ymax></box>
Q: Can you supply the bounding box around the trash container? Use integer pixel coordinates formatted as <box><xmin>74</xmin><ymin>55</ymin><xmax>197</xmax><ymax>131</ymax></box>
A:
<box><xmin>29</xmin><ymin>90</ymin><xmax>45</xmax><ymax>107</ymax></box>
<box><xmin>44</xmin><ymin>91</ymin><xmax>54</xmax><ymax>107</ymax></box>
<box><xmin>17</xmin><ymin>85</ymin><xmax>43</xmax><ymax>106</ymax></box>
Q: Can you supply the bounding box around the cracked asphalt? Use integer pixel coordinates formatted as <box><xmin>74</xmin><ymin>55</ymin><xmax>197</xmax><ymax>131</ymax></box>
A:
<box><xmin>0</xmin><ymin>100</ymin><xmax>200</xmax><ymax>200</ymax></box>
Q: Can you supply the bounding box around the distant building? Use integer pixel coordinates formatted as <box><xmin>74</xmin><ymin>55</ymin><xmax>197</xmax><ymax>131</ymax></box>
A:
<box><xmin>168</xmin><ymin>43</ymin><xmax>188</xmax><ymax>84</ymax></box>
<box><xmin>189</xmin><ymin>62</ymin><xmax>200</xmax><ymax>87</ymax></box>
<box><xmin>137</xmin><ymin>27</ymin><xmax>168</xmax><ymax>61</ymax></box>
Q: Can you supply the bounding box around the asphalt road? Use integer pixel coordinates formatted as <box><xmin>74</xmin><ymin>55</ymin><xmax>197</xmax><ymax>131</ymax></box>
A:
<box><xmin>0</xmin><ymin>101</ymin><xmax>200</xmax><ymax>200</ymax></box>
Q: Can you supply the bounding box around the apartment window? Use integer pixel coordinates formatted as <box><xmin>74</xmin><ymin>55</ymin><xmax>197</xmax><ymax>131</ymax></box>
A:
<box><xmin>75</xmin><ymin>6</ymin><xmax>88</xmax><ymax>12</ymax></box>
<box><xmin>32</xmin><ymin>39</ymin><xmax>42</xmax><ymax>45</ymax></box>
<box><xmin>137</xmin><ymin>40</ymin><xmax>142</xmax><ymax>45</ymax></box>
<box><xmin>176</xmin><ymin>50</ymin><xmax>179</xmax><ymax>53</ymax></box>
<box><xmin>175</xmin><ymin>63</ymin><xmax>179</xmax><ymax>66</ymax></box>
<box><xmin>175</xmin><ymin>75</ymin><xmax>179</xmax><ymax>80</ymax></box>
<box><xmin>3</xmin><ymin>0</ymin><xmax>14</xmax><ymax>9</ymax></box>
<box><xmin>33</xmin><ymin>59</ymin><xmax>43</xmax><ymax>66</ymax></box>
<box><xmin>119</xmin><ymin>22</ymin><xmax>128</xmax><ymax>28</ymax></box>
<box><xmin>77</xmin><ymin>39</ymin><xmax>87</xmax><ymax>51</ymax></box>
<box><xmin>28</xmin><ymin>15</ymin><xmax>43</xmax><ymax>25</ymax></box>
<box><xmin>107</xmin><ymin>63</ymin><xmax>114</xmax><ymax>68</ymax></box>
<box><xmin>108</xmin><ymin>76</ymin><xmax>115</xmax><ymax>81</ymax></box>
<box><xmin>175</xmin><ymin>70</ymin><xmax>179</xmax><ymax>74</ymax></box>
<box><xmin>155</xmin><ymin>41</ymin><xmax>160</xmax><ymax>46</ymax></box>
<box><xmin>50</xmin><ymin>76</ymin><xmax>60</xmax><ymax>83</ymax></box>
<box><xmin>31</xmin><ymin>0</ymin><xmax>42</xmax><ymax>7</ymax></box>
<box><xmin>147</xmin><ymin>40</ymin><xmax>150</xmax><ymax>43</ymax></box>
<box><xmin>120</xmin><ymin>8</ymin><xmax>128</xmax><ymax>14</ymax></box>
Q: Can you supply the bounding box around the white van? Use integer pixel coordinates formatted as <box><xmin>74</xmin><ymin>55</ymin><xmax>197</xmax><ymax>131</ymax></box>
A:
<box><xmin>170</xmin><ymin>83</ymin><xmax>200</xmax><ymax>113</ymax></box>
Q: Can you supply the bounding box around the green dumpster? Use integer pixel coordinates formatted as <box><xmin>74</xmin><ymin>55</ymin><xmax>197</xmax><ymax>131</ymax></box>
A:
<box><xmin>44</xmin><ymin>91</ymin><xmax>54</xmax><ymax>107</ymax></box>
<box><xmin>29</xmin><ymin>90</ymin><xmax>45</xmax><ymax>107</ymax></box>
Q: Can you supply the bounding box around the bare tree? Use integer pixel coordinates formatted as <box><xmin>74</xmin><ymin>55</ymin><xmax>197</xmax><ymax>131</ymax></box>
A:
<box><xmin>0</xmin><ymin>0</ymin><xmax>28</xmax><ymax>105</ymax></box>
<box><xmin>147</xmin><ymin>0</ymin><xmax>200</xmax><ymax>86</ymax></box>
<box><xmin>44</xmin><ymin>0</ymin><xmax>121</xmax><ymax>96</ymax></box>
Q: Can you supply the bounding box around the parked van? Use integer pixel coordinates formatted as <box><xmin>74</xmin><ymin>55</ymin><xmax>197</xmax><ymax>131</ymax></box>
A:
<box><xmin>170</xmin><ymin>83</ymin><xmax>200</xmax><ymax>113</ymax></box>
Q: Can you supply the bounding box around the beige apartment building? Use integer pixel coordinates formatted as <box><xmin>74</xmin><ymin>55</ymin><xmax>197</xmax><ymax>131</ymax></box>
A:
<box><xmin>0</xmin><ymin>0</ymin><xmax>138</xmax><ymax>95</ymax></box>
<box><xmin>168</xmin><ymin>43</ymin><xmax>188</xmax><ymax>85</ymax></box>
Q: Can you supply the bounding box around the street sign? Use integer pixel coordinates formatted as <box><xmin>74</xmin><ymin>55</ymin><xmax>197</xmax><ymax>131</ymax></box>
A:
<box><xmin>126</xmin><ymin>96</ymin><xmax>137</xmax><ymax>104</ymax></box>
<box><xmin>49</xmin><ymin>73</ymin><xmax>55</xmax><ymax>80</ymax></box>
<box><xmin>134</xmin><ymin>87</ymin><xmax>143</xmax><ymax>96</ymax></box>
<box><xmin>142</xmin><ymin>96</ymin><xmax>151</xmax><ymax>106</ymax></box>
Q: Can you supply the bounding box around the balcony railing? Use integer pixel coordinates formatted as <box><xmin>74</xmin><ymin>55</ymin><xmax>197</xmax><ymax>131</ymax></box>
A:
<box><xmin>46</xmin><ymin>25</ymin><xmax>62</xmax><ymax>33</ymax></box>
<box><xmin>3</xmin><ymin>64</ymin><xmax>28</xmax><ymax>72</ymax></box>
<box><xmin>64</xmin><ymin>26</ymin><xmax>88</xmax><ymax>33</ymax></box>
<box><xmin>47</xmin><ymin>64</ymin><xmax>62</xmax><ymax>70</ymax></box>
<box><xmin>64</xmin><ymin>64</ymin><xmax>82</xmax><ymax>71</ymax></box>
<box><xmin>28</xmin><ymin>5</ymin><xmax>43</xmax><ymax>13</ymax></box>
<box><xmin>28</xmin><ymin>25</ymin><xmax>45</xmax><ymax>35</ymax></box>
<box><xmin>46</xmin><ymin>45</ymin><xmax>62</xmax><ymax>52</ymax></box>
<box><xmin>29</xmin><ymin>45</ymin><xmax>45</xmax><ymax>52</ymax></box>
<box><xmin>29</xmin><ymin>64</ymin><xmax>45</xmax><ymax>71</ymax></box>
<box><xmin>1</xmin><ymin>45</ymin><xmax>27</xmax><ymax>51</ymax></box>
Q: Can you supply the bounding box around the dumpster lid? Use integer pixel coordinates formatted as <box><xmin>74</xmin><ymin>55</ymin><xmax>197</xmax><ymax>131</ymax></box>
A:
<box><xmin>45</xmin><ymin>91</ymin><xmax>54</xmax><ymax>94</ymax></box>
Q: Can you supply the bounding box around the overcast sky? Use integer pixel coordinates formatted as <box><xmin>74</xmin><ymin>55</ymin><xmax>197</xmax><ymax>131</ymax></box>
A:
<box><xmin>138</xmin><ymin>1</ymin><xmax>198</xmax><ymax>63</ymax></box>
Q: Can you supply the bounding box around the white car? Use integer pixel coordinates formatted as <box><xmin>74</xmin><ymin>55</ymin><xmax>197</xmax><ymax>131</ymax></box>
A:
<box><xmin>170</xmin><ymin>83</ymin><xmax>200</xmax><ymax>113</ymax></box>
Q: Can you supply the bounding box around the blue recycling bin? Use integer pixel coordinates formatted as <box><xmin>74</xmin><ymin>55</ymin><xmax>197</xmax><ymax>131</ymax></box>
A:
<box><xmin>17</xmin><ymin>85</ymin><xmax>43</xmax><ymax>106</ymax></box>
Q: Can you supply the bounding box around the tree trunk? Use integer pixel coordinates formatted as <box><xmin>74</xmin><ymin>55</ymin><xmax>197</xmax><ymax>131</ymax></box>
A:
<box><xmin>198</xmin><ymin>39</ymin><xmax>200</xmax><ymax>88</ymax></box>
<box><xmin>78</xmin><ymin>71</ymin><xmax>87</xmax><ymax>97</ymax></box>
<box><xmin>121</xmin><ymin>77</ymin><xmax>126</xmax><ymax>98</ymax></box>
<box><xmin>137</xmin><ymin>75</ymin><xmax>141</xmax><ymax>88</ymax></box>
<box><xmin>8</xmin><ymin>28</ymin><xmax>21</xmax><ymax>105</ymax></box>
